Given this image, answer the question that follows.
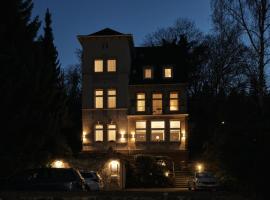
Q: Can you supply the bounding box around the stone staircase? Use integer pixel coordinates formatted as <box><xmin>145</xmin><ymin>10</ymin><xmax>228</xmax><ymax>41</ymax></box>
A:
<box><xmin>174</xmin><ymin>162</ymin><xmax>193</xmax><ymax>188</ymax></box>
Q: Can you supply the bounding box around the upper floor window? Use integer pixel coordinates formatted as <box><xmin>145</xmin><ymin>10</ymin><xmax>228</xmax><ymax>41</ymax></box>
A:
<box><xmin>135</xmin><ymin>121</ymin><xmax>146</xmax><ymax>141</ymax></box>
<box><xmin>170</xmin><ymin>120</ymin><xmax>181</xmax><ymax>141</ymax></box>
<box><xmin>151</xmin><ymin>121</ymin><xmax>165</xmax><ymax>141</ymax></box>
<box><xmin>108</xmin><ymin>89</ymin><xmax>116</xmax><ymax>108</ymax></box>
<box><xmin>164</xmin><ymin>67</ymin><xmax>173</xmax><ymax>78</ymax></box>
<box><xmin>94</xmin><ymin>89</ymin><xmax>103</xmax><ymax>108</ymax></box>
<box><xmin>94</xmin><ymin>59</ymin><xmax>103</xmax><ymax>72</ymax></box>
<box><xmin>108</xmin><ymin>124</ymin><xmax>116</xmax><ymax>141</ymax></box>
<box><xmin>152</xmin><ymin>93</ymin><xmax>162</xmax><ymax>114</ymax></box>
<box><xmin>94</xmin><ymin>124</ymin><xmax>103</xmax><ymax>141</ymax></box>
<box><xmin>107</xmin><ymin>59</ymin><xmax>116</xmax><ymax>72</ymax></box>
<box><xmin>143</xmin><ymin>67</ymin><xmax>153</xmax><ymax>79</ymax></box>
<box><xmin>136</xmin><ymin>93</ymin><xmax>145</xmax><ymax>112</ymax></box>
<box><xmin>170</xmin><ymin>92</ymin><xmax>179</xmax><ymax>111</ymax></box>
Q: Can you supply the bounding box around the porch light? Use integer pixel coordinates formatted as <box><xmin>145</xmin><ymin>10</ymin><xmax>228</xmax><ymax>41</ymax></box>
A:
<box><xmin>51</xmin><ymin>160</ymin><xmax>65</xmax><ymax>168</ymax></box>
<box><xmin>196</xmin><ymin>163</ymin><xmax>204</xmax><ymax>172</ymax></box>
<box><xmin>109</xmin><ymin>160</ymin><xmax>120</xmax><ymax>176</ymax></box>
<box><xmin>164</xmin><ymin>171</ymin><xmax>170</xmax><ymax>177</ymax></box>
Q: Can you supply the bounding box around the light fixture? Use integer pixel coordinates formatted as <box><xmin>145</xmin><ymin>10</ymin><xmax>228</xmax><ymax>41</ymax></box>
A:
<box><xmin>119</xmin><ymin>129</ymin><xmax>126</xmax><ymax>142</ymax></box>
<box><xmin>130</xmin><ymin>131</ymin><xmax>135</xmax><ymax>142</ymax></box>
<box><xmin>196</xmin><ymin>163</ymin><xmax>204</xmax><ymax>172</ymax></box>
<box><xmin>109</xmin><ymin>160</ymin><xmax>120</xmax><ymax>176</ymax></box>
<box><xmin>164</xmin><ymin>171</ymin><xmax>169</xmax><ymax>177</ymax></box>
<box><xmin>51</xmin><ymin>160</ymin><xmax>65</xmax><ymax>168</ymax></box>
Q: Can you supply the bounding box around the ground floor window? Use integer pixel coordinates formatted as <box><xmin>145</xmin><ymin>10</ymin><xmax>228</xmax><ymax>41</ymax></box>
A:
<box><xmin>170</xmin><ymin>120</ymin><xmax>181</xmax><ymax>141</ymax></box>
<box><xmin>135</xmin><ymin>121</ymin><xmax>146</xmax><ymax>141</ymax></box>
<box><xmin>151</xmin><ymin>121</ymin><xmax>165</xmax><ymax>141</ymax></box>
<box><xmin>108</xmin><ymin>124</ymin><xmax>116</xmax><ymax>141</ymax></box>
<box><xmin>94</xmin><ymin>124</ymin><xmax>103</xmax><ymax>141</ymax></box>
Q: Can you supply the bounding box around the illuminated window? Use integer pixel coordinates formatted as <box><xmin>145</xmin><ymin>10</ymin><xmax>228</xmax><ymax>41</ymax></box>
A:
<box><xmin>108</xmin><ymin>124</ymin><xmax>116</xmax><ymax>141</ymax></box>
<box><xmin>94</xmin><ymin>59</ymin><xmax>103</xmax><ymax>72</ymax></box>
<box><xmin>108</xmin><ymin>89</ymin><xmax>116</xmax><ymax>108</ymax></box>
<box><xmin>95</xmin><ymin>124</ymin><xmax>103</xmax><ymax>141</ymax></box>
<box><xmin>164</xmin><ymin>67</ymin><xmax>173</xmax><ymax>78</ymax></box>
<box><xmin>107</xmin><ymin>59</ymin><xmax>116</xmax><ymax>72</ymax></box>
<box><xmin>95</xmin><ymin>89</ymin><xmax>103</xmax><ymax>108</ymax></box>
<box><xmin>170</xmin><ymin>120</ymin><xmax>181</xmax><ymax>141</ymax></box>
<box><xmin>144</xmin><ymin>68</ymin><xmax>152</xmax><ymax>79</ymax></box>
<box><xmin>135</xmin><ymin>121</ymin><xmax>146</xmax><ymax>141</ymax></box>
<box><xmin>136</xmin><ymin>93</ymin><xmax>145</xmax><ymax>112</ymax></box>
<box><xmin>151</xmin><ymin>121</ymin><xmax>165</xmax><ymax>141</ymax></box>
<box><xmin>170</xmin><ymin>92</ymin><xmax>179</xmax><ymax>111</ymax></box>
<box><xmin>152</xmin><ymin>93</ymin><xmax>162</xmax><ymax>114</ymax></box>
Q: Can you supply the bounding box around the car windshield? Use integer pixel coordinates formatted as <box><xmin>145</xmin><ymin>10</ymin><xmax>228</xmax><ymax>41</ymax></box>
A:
<box><xmin>196</xmin><ymin>172</ymin><xmax>214</xmax><ymax>178</ymax></box>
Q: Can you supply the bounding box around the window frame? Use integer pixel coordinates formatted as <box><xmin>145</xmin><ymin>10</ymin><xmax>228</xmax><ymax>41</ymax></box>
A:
<box><xmin>94</xmin><ymin>89</ymin><xmax>104</xmax><ymax>109</ymax></box>
<box><xmin>136</xmin><ymin>93</ymin><xmax>146</xmax><ymax>112</ymax></box>
<box><xmin>107</xmin><ymin>89</ymin><xmax>117</xmax><ymax>108</ymax></box>
<box><xmin>107</xmin><ymin>59</ymin><xmax>117</xmax><ymax>72</ymax></box>
<box><xmin>152</xmin><ymin>93</ymin><xmax>163</xmax><ymax>115</ymax></box>
<box><xmin>150</xmin><ymin>120</ymin><xmax>165</xmax><ymax>142</ymax></box>
<box><xmin>163</xmin><ymin>66</ymin><xmax>173</xmax><ymax>79</ymax></box>
<box><xmin>135</xmin><ymin>120</ymin><xmax>147</xmax><ymax>142</ymax></box>
<box><xmin>94</xmin><ymin>124</ymin><xmax>104</xmax><ymax>142</ymax></box>
<box><xmin>143</xmin><ymin>66</ymin><xmax>153</xmax><ymax>79</ymax></box>
<box><xmin>169</xmin><ymin>120</ymin><xmax>181</xmax><ymax>141</ymax></box>
<box><xmin>94</xmin><ymin>59</ymin><xmax>104</xmax><ymax>73</ymax></box>
<box><xmin>107</xmin><ymin>124</ymin><xmax>117</xmax><ymax>142</ymax></box>
<box><xmin>169</xmin><ymin>91</ymin><xmax>179</xmax><ymax>111</ymax></box>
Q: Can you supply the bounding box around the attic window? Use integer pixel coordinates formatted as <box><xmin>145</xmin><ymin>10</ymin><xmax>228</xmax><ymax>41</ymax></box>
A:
<box><xmin>164</xmin><ymin>67</ymin><xmax>173</xmax><ymax>78</ymax></box>
<box><xmin>143</xmin><ymin>67</ymin><xmax>153</xmax><ymax>79</ymax></box>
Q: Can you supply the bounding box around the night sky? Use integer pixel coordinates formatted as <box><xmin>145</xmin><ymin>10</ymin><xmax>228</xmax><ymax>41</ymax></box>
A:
<box><xmin>33</xmin><ymin>0</ymin><xmax>211</xmax><ymax>69</ymax></box>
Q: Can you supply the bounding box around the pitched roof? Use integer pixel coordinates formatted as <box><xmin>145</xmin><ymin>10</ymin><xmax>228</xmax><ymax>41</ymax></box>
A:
<box><xmin>129</xmin><ymin>46</ymin><xmax>189</xmax><ymax>85</ymax></box>
<box><xmin>88</xmin><ymin>28</ymin><xmax>124</xmax><ymax>36</ymax></box>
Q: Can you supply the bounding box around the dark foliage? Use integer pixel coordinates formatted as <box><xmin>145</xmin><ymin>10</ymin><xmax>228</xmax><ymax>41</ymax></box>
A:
<box><xmin>126</xmin><ymin>155</ymin><xmax>174</xmax><ymax>188</ymax></box>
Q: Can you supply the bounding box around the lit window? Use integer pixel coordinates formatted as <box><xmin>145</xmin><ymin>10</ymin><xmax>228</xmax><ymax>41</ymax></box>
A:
<box><xmin>135</xmin><ymin>121</ymin><xmax>146</xmax><ymax>141</ymax></box>
<box><xmin>170</xmin><ymin>120</ymin><xmax>181</xmax><ymax>141</ymax></box>
<box><xmin>108</xmin><ymin>89</ymin><xmax>116</xmax><ymax>108</ymax></box>
<box><xmin>152</xmin><ymin>93</ymin><xmax>162</xmax><ymax>114</ymax></box>
<box><xmin>95</xmin><ymin>124</ymin><xmax>103</xmax><ymax>141</ymax></box>
<box><xmin>107</xmin><ymin>59</ymin><xmax>116</xmax><ymax>72</ymax></box>
<box><xmin>170</xmin><ymin>92</ymin><xmax>179</xmax><ymax>111</ymax></box>
<box><xmin>108</xmin><ymin>124</ymin><xmax>116</xmax><ymax>141</ymax></box>
<box><xmin>95</xmin><ymin>89</ymin><xmax>103</xmax><ymax>108</ymax></box>
<box><xmin>164</xmin><ymin>67</ymin><xmax>173</xmax><ymax>78</ymax></box>
<box><xmin>151</xmin><ymin>121</ymin><xmax>165</xmax><ymax>141</ymax></box>
<box><xmin>136</xmin><ymin>93</ymin><xmax>145</xmax><ymax>112</ymax></box>
<box><xmin>144</xmin><ymin>68</ymin><xmax>152</xmax><ymax>79</ymax></box>
<box><xmin>94</xmin><ymin>59</ymin><xmax>103</xmax><ymax>72</ymax></box>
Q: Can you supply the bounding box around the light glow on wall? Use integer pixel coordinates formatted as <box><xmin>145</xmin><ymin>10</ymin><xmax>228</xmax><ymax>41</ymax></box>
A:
<box><xmin>181</xmin><ymin>130</ymin><xmax>186</xmax><ymax>142</ymax></box>
<box><xmin>119</xmin><ymin>129</ymin><xmax>126</xmax><ymax>142</ymax></box>
<box><xmin>82</xmin><ymin>131</ymin><xmax>90</xmax><ymax>144</ymax></box>
<box><xmin>109</xmin><ymin>160</ymin><xmax>120</xmax><ymax>176</ymax></box>
<box><xmin>130</xmin><ymin>131</ymin><xmax>135</xmax><ymax>142</ymax></box>
<box><xmin>196</xmin><ymin>163</ymin><xmax>204</xmax><ymax>172</ymax></box>
<box><xmin>51</xmin><ymin>160</ymin><xmax>69</xmax><ymax>168</ymax></box>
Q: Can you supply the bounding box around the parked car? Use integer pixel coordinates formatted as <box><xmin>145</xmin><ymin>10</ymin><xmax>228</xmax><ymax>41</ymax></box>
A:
<box><xmin>80</xmin><ymin>171</ymin><xmax>103</xmax><ymax>191</ymax></box>
<box><xmin>188</xmin><ymin>171</ymin><xmax>219</xmax><ymax>191</ymax></box>
<box><xmin>3</xmin><ymin>168</ymin><xmax>87</xmax><ymax>191</ymax></box>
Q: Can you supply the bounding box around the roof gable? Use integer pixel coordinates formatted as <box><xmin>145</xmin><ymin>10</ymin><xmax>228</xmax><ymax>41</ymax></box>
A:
<box><xmin>88</xmin><ymin>28</ymin><xmax>124</xmax><ymax>36</ymax></box>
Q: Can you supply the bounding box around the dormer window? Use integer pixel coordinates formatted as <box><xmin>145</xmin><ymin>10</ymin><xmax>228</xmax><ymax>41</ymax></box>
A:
<box><xmin>143</xmin><ymin>67</ymin><xmax>153</xmax><ymax>79</ymax></box>
<box><xmin>164</xmin><ymin>67</ymin><xmax>173</xmax><ymax>78</ymax></box>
